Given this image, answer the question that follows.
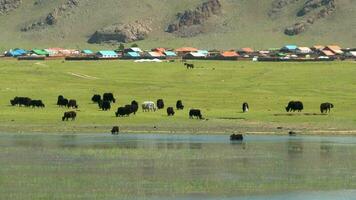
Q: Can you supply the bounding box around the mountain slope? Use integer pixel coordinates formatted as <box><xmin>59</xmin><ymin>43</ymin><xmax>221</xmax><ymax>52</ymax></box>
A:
<box><xmin>0</xmin><ymin>0</ymin><xmax>355</xmax><ymax>51</ymax></box>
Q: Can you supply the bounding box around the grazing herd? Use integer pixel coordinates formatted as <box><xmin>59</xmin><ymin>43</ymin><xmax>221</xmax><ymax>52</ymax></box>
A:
<box><xmin>10</xmin><ymin>97</ymin><xmax>45</xmax><ymax>108</ymax></box>
<box><xmin>8</xmin><ymin>94</ymin><xmax>335</xmax><ymax>125</ymax></box>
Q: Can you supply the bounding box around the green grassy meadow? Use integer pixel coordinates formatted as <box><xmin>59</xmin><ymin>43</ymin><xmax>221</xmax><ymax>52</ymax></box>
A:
<box><xmin>0</xmin><ymin>59</ymin><xmax>356</xmax><ymax>134</ymax></box>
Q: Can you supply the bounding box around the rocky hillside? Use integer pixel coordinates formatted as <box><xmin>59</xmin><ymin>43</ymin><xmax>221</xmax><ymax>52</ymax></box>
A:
<box><xmin>166</xmin><ymin>0</ymin><xmax>222</xmax><ymax>37</ymax></box>
<box><xmin>0</xmin><ymin>0</ymin><xmax>21</xmax><ymax>15</ymax></box>
<box><xmin>0</xmin><ymin>0</ymin><xmax>355</xmax><ymax>50</ymax></box>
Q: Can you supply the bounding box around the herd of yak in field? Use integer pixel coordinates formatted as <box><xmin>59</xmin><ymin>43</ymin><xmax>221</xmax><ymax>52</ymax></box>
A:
<box><xmin>9</xmin><ymin>93</ymin><xmax>335</xmax><ymax>140</ymax></box>
<box><xmin>9</xmin><ymin>93</ymin><xmax>334</xmax><ymax>122</ymax></box>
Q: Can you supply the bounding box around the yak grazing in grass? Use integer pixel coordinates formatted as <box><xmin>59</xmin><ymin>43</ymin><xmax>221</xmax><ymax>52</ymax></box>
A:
<box><xmin>176</xmin><ymin>100</ymin><xmax>184</xmax><ymax>110</ymax></box>
<box><xmin>91</xmin><ymin>94</ymin><xmax>101</xmax><ymax>103</ymax></box>
<box><xmin>286</xmin><ymin>101</ymin><xmax>303</xmax><ymax>112</ymax></box>
<box><xmin>189</xmin><ymin>109</ymin><xmax>203</xmax><ymax>119</ymax></box>
<box><xmin>98</xmin><ymin>100</ymin><xmax>111</xmax><ymax>111</ymax></box>
<box><xmin>67</xmin><ymin>99</ymin><xmax>78</xmax><ymax>109</ymax></box>
<box><xmin>320</xmin><ymin>102</ymin><xmax>334</xmax><ymax>113</ymax></box>
<box><xmin>157</xmin><ymin>99</ymin><xmax>164</xmax><ymax>109</ymax></box>
<box><xmin>62</xmin><ymin>111</ymin><xmax>76</xmax><ymax>121</ymax></box>
<box><xmin>167</xmin><ymin>107</ymin><xmax>175</xmax><ymax>116</ymax></box>
<box><xmin>103</xmin><ymin>93</ymin><xmax>116</xmax><ymax>103</ymax></box>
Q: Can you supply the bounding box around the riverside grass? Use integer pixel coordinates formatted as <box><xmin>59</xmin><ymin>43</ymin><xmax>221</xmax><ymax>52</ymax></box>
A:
<box><xmin>0</xmin><ymin>59</ymin><xmax>356</xmax><ymax>134</ymax></box>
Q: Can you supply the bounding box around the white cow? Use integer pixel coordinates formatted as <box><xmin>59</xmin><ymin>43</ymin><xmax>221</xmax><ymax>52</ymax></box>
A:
<box><xmin>142</xmin><ymin>101</ymin><xmax>157</xmax><ymax>112</ymax></box>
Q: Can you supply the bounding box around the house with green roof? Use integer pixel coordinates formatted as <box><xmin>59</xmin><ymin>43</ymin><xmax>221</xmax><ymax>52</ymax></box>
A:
<box><xmin>30</xmin><ymin>49</ymin><xmax>49</xmax><ymax>56</ymax></box>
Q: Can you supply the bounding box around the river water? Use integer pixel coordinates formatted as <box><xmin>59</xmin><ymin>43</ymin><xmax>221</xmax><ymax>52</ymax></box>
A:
<box><xmin>0</xmin><ymin>134</ymin><xmax>355</xmax><ymax>199</ymax></box>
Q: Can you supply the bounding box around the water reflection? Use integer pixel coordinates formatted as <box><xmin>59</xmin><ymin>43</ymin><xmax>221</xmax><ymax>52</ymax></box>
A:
<box><xmin>0</xmin><ymin>134</ymin><xmax>355</xmax><ymax>199</ymax></box>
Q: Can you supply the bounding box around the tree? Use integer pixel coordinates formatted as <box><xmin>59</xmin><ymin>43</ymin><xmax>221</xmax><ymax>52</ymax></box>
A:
<box><xmin>131</xmin><ymin>43</ymin><xmax>139</xmax><ymax>47</ymax></box>
<box><xmin>118</xmin><ymin>43</ymin><xmax>125</xmax><ymax>51</ymax></box>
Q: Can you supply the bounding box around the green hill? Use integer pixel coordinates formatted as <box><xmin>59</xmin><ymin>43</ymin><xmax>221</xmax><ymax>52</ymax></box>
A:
<box><xmin>0</xmin><ymin>0</ymin><xmax>355</xmax><ymax>51</ymax></box>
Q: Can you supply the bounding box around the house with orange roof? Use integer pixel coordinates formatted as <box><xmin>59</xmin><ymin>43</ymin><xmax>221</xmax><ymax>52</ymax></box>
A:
<box><xmin>320</xmin><ymin>50</ymin><xmax>335</xmax><ymax>57</ymax></box>
<box><xmin>312</xmin><ymin>45</ymin><xmax>325</xmax><ymax>51</ymax></box>
<box><xmin>145</xmin><ymin>51</ymin><xmax>165</xmax><ymax>58</ymax></box>
<box><xmin>175</xmin><ymin>47</ymin><xmax>198</xmax><ymax>56</ymax></box>
<box><xmin>323</xmin><ymin>45</ymin><xmax>343</xmax><ymax>55</ymax></box>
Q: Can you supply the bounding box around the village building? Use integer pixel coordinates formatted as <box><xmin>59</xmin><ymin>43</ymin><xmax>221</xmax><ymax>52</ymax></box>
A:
<box><xmin>320</xmin><ymin>50</ymin><xmax>335</xmax><ymax>57</ymax></box>
<box><xmin>237</xmin><ymin>48</ymin><xmax>254</xmax><ymax>57</ymax></box>
<box><xmin>323</xmin><ymin>45</ymin><xmax>343</xmax><ymax>55</ymax></box>
<box><xmin>81</xmin><ymin>50</ymin><xmax>94</xmax><ymax>55</ymax></box>
<box><xmin>218</xmin><ymin>51</ymin><xmax>239</xmax><ymax>60</ymax></box>
<box><xmin>144</xmin><ymin>51</ymin><xmax>165</xmax><ymax>58</ymax></box>
<box><xmin>175</xmin><ymin>47</ymin><xmax>198</xmax><ymax>56</ymax></box>
<box><xmin>183</xmin><ymin>52</ymin><xmax>207</xmax><ymax>59</ymax></box>
<box><xmin>296</xmin><ymin>47</ymin><xmax>312</xmax><ymax>54</ymax></box>
<box><xmin>280</xmin><ymin>45</ymin><xmax>298</xmax><ymax>53</ymax></box>
<box><xmin>96</xmin><ymin>51</ymin><xmax>118</xmax><ymax>59</ymax></box>
<box><xmin>124</xmin><ymin>52</ymin><xmax>141</xmax><ymax>59</ymax></box>
<box><xmin>30</xmin><ymin>49</ymin><xmax>49</xmax><ymax>57</ymax></box>
<box><xmin>5</xmin><ymin>48</ymin><xmax>27</xmax><ymax>57</ymax></box>
<box><xmin>164</xmin><ymin>51</ymin><xmax>177</xmax><ymax>57</ymax></box>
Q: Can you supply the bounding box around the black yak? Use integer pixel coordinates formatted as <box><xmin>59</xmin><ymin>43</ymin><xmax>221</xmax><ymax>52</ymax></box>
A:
<box><xmin>98</xmin><ymin>100</ymin><xmax>111</xmax><ymax>111</ymax></box>
<box><xmin>286</xmin><ymin>101</ymin><xmax>303</xmax><ymax>112</ymax></box>
<box><xmin>111</xmin><ymin>126</ymin><xmax>119</xmax><ymax>135</ymax></box>
<box><xmin>103</xmin><ymin>93</ymin><xmax>116</xmax><ymax>103</ymax></box>
<box><xmin>176</xmin><ymin>100</ymin><xmax>184</xmax><ymax>110</ymax></box>
<box><xmin>67</xmin><ymin>99</ymin><xmax>78</xmax><ymax>109</ymax></box>
<box><xmin>230</xmin><ymin>134</ymin><xmax>244</xmax><ymax>141</ymax></box>
<box><xmin>91</xmin><ymin>94</ymin><xmax>101</xmax><ymax>103</ymax></box>
<box><xmin>242</xmin><ymin>102</ymin><xmax>249</xmax><ymax>113</ymax></box>
<box><xmin>189</xmin><ymin>109</ymin><xmax>203</xmax><ymax>119</ymax></box>
<box><xmin>157</xmin><ymin>99</ymin><xmax>164</xmax><ymax>109</ymax></box>
<box><xmin>167</xmin><ymin>107</ymin><xmax>175</xmax><ymax>116</ymax></box>
<box><xmin>62</xmin><ymin>111</ymin><xmax>77</xmax><ymax>121</ymax></box>
<box><xmin>320</xmin><ymin>103</ymin><xmax>334</xmax><ymax>113</ymax></box>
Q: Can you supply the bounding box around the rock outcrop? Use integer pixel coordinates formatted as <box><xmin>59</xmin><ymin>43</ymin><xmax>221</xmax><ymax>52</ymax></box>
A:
<box><xmin>88</xmin><ymin>20</ymin><xmax>152</xmax><ymax>44</ymax></box>
<box><xmin>0</xmin><ymin>0</ymin><xmax>21</xmax><ymax>15</ymax></box>
<box><xmin>284</xmin><ymin>0</ymin><xmax>336</xmax><ymax>36</ymax></box>
<box><xmin>268</xmin><ymin>0</ymin><xmax>301</xmax><ymax>17</ymax></box>
<box><xmin>21</xmin><ymin>0</ymin><xmax>80</xmax><ymax>31</ymax></box>
<box><xmin>297</xmin><ymin>0</ymin><xmax>335</xmax><ymax>16</ymax></box>
<box><xmin>166</xmin><ymin>0</ymin><xmax>222</xmax><ymax>37</ymax></box>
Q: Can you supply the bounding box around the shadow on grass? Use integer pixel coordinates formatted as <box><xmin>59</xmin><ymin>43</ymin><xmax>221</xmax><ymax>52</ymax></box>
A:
<box><xmin>216</xmin><ymin>117</ymin><xmax>246</xmax><ymax>120</ymax></box>
<box><xmin>274</xmin><ymin>113</ymin><xmax>328</xmax><ymax>116</ymax></box>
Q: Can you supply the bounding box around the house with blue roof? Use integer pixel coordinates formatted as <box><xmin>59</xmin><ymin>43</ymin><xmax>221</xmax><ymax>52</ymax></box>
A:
<box><xmin>124</xmin><ymin>52</ymin><xmax>141</xmax><ymax>59</ymax></box>
<box><xmin>82</xmin><ymin>50</ymin><xmax>94</xmax><ymax>55</ymax></box>
<box><xmin>281</xmin><ymin>45</ymin><xmax>298</xmax><ymax>53</ymax></box>
<box><xmin>96</xmin><ymin>51</ymin><xmax>118</xmax><ymax>59</ymax></box>
<box><xmin>164</xmin><ymin>51</ymin><xmax>177</xmax><ymax>57</ymax></box>
<box><xmin>5</xmin><ymin>48</ymin><xmax>27</xmax><ymax>57</ymax></box>
<box><xmin>197</xmin><ymin>50</ymin><xmax>209</xmax><ymax>56</ymax></box>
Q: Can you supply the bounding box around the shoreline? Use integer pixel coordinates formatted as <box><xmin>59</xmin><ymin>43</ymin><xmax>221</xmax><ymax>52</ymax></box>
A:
<box><xmin>1</xmin><ymin>124</ymin><xmax>356</xmax><ymax>136</ymax></box>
